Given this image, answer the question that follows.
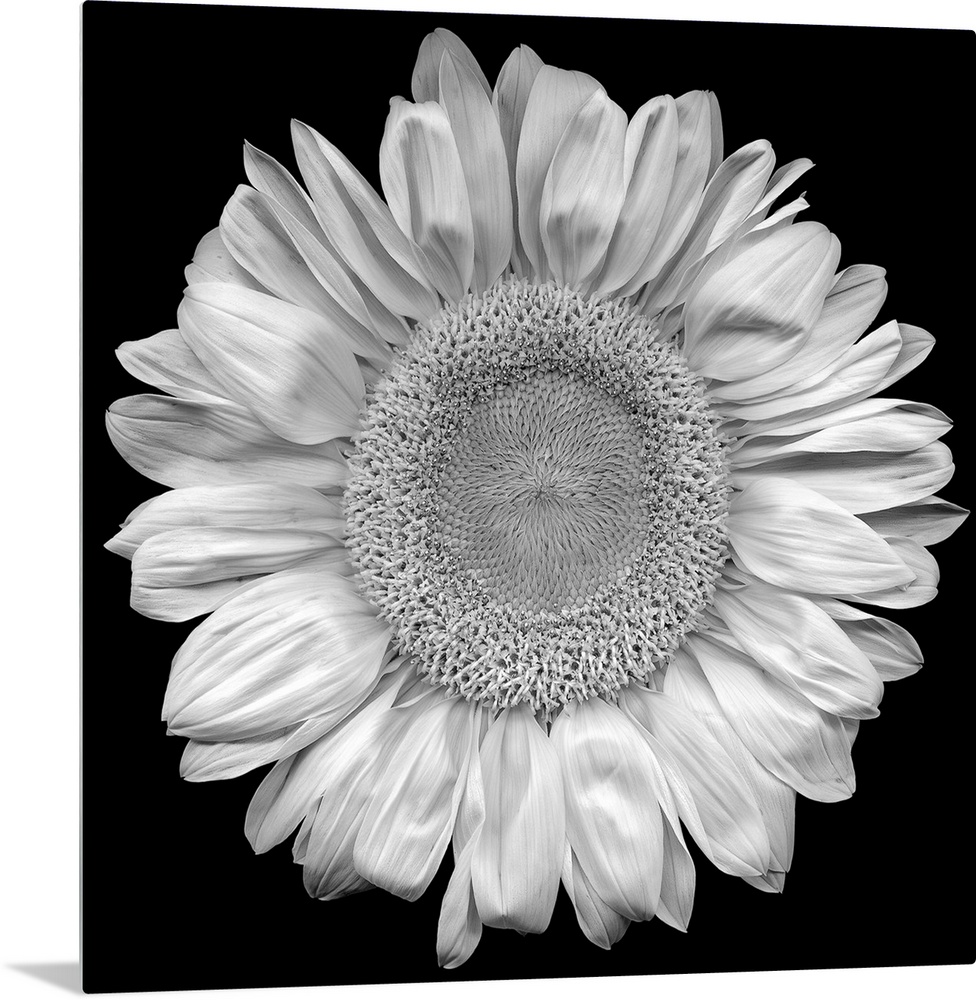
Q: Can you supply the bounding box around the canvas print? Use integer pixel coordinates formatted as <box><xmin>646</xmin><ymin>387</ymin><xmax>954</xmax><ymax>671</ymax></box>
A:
<box><xmin>83</xmin><ymin>3</ymin><xmax>973</xmax><ymax>992</ymax></box>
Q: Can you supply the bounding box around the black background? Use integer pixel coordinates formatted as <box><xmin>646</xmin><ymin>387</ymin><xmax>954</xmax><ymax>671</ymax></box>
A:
<box><xmin>82</xmin><ymin>3</ymin><xmax>974</xmax><ymax>993</ymax></box>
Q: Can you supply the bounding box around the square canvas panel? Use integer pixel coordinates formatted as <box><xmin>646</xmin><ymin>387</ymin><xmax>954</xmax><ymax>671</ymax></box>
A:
<box><xmin>82</xmin><ymin>2</ymin><xmax>974</xmax><ymax>993</ymax></box>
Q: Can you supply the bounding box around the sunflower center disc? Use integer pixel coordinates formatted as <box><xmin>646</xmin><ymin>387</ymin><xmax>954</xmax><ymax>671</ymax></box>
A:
<box><xmin>438</xmin><ymin>369</ymin><xmax>646</xmax><ymax>614</ymax></box>
<box><xmin>345</xmin><ymin>278</ymin><xmax>731</xmax><ymax>714</ymax></box>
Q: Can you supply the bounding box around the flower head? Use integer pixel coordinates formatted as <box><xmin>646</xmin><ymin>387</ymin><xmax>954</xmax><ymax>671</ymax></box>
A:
<box><xmin>106</xmin><ymin>26</ymin><xmax>966</xmax><ymax>969</ymax></box>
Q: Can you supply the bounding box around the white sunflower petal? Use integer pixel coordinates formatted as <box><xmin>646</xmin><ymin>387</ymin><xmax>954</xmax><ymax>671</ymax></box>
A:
<box><xmin>435</xmin><ymin>722</ymin><xmax>486</xmax><ymax>969</ymax></box>
<box><xmin>301</xmin><ymin>799</ymin><xmax>373</xmax><ymax>901</ymax></box>
<box><xmin>412</xmin><ymin>27</ymin><xmax>490</xmax><ymax>103</ymax></box>
<box><xmin>180</xmin><ymin>727</ymin><xmax>299</xmax><ymax>783</ymax></box>
<box><xmin>163</xmin><ymin>571</ymin><xmax>391</xmax><ymax>741</ymax></box>
<box><xmin>243</xmin><ymin>141</ymin><xmax>410</xmax><ymax>345</ymax></box>
<box><xmin>561</xmin><ymin>844</ymin><xmax>631</xmax><ymax>949</ymax></box>
<box><xmin>129</xmin><ymin>526</ymin><xmax>340</xmax><ymax>622</ymax></box>
<box><xmin>839</xmin><ymin>535</ymin><xmax>939</xmax><ymax>609</ymax></box>
<box><xmin>682</xmin><ymin>222</ymin><xmax>841</xmax><ymax>382</ymax></box>
<box><xmin>106</xmin><ymin>394</ymin><xmax>348</xmax><ymax>489</ymax></box>
<box><xmin>380</xmin><ymin>98</ymin><xmax>475</xmax><ymax>302</ymax></box>
<box><xmin>835</xmin><ymin>614</ymin><xmax>924</xmax><ymax>682</ymax></box>
<box><xmin>552</xmin><ymin>698</ymin><xmax>664</xmax><ymax>922</ymax></box>
<box><xmin>354</xmin><ymin>696</ymin><xmax>475</xmax><ymax>901</ymax></box>
<box><xmin>720</xmin><ymin>319</ymin><xmax>905</xmax><ymax>430</ymax></box>
<box><xmin>219</xmin><ymin>184</ymin><xmax>340</xmax><ymax>314</ymax></box>
<box><xmin>859</xmin><ymin>496</ymin><xmax>969</xmax><ymax>546</ymax></box>
<box><xmin>711</xmin><ymin>264</ymin><xmax>887</xmax><ymax>404</ymax></box>
<box><xmin>619</xmin><ymin>687</ymin><xmax>770</xmax><ymax>877</ymax></box>
<box><xmin>135</xmin><ymin>548</ymin><xmax>353</xmax><ymax>627</ymax></box>
<box><xmin>712</xmin><ymin>583</ymin><xmax>883</xmax><ymax>719</ymax></box>
<box><xmin>105</xmin><ymin>482</ymin><xmax>343</xmax><ymax>560</ymax></box>
<box><xmin>438</xmin><ymin>51</ymin><xmax>513</xmax><ymax>292</ymax></box>
<box><xmin>656</xmin><ymin>822</ymin><xmax>697</xmax><ymax>933</ymax></box>
<box><xmin>706</xmin><ymin>91</ymin><xmax>724</xmax><ymax>176</ymax></box>
<box><xmin>184</xmin><ymin>228</ymin><xmax>265</xmax><ymax>290</ymax></box>
<box><xmin>874</xmin><ymin>323</ymin><xmax>936</xmax><ymax>392</ymax></box>
<box><xmin>728</xmin><ymin>477</ymin><xmax>915</xmax><ymax>593</ymax></box>
<box><xmin>244</xmin><ymin>667</ymin><xmax>410</xmax><ymax>855</ymax></box>
<box><xmin>686</xmin><ymin>636</ymin><xmax>856</xmax><ymax>802</ymax></box>
<box><xmin>732</xmin><ymin>400</ymin><xmax>950</xmax><ymax>470</ymax></box>
<box><xmin>618</xmin><ymin>91</ymin><xmax>713</xmax><ymax>295</ymax></box>
<box><xmin>731</xmin><ymin>442</ymin><xmax>955</xmax><ymax>515</ymax></box>
<box><xmin>516</xmin><ymin>64</ymin><xmax>601</xmax><ymax>280</ymax></box>
<box><xmin>593</xmin><ymin>95</ymin><xmax>679</xmax><ymax>294</ymax></box>
<box><xmin>436</xmin><ymin>832</ymin><xmax>483</xmax><ymax>969</ymax></box>
<box><xmin>742</xmin><ymin>871</ymin><xmax>787</xmax><ymax>894</ymax></box>
<box><xmin>732</xmin><ymin>396</ymin><xmax>949</xmax><ymax>445</ymax></box>
<box><xmin>752</xmin><ymin>157</ymin><xmax>814</xmax><ymax>216</ymax></box>
<box><xmin>492</xmin><ymin>44</ymin><xmax>545</xmax><ymax>276</ymax></box>
<box><xmin>116</xmin><ymin>329</ymin><xmax>227</xmax><ymax>401</ymax></box>
<box><xmin>640</xmin><ymin>138</ymin><xmax>777</xmax><ymax>316</ymax></box>
<box><xmin>471</xmin><ymin>704</ymin><xmax>564</xmax><ymax>934</ymax></box>
<box><xmin>291</xmin><ymin>120</ymin><xmax>440</xmax><ymax>320</ymax></box>
<box><xmin>539</xmin><ymin>88</ymin><xmax>627</xmax><ymax>289</ymax></box>
<box><xmin>178</xmin><ymin>282</ymin><xmax>364</xmax><ymax>446</ymax></box>
<box><xmin>219</xmin><ymin>185</ymin><xmax>393</xmax><ymax>363</ymax></box>
<box><xmin>662</xmin><ymin>650</ymin><xmax>797</xmax><ymax>873</ymax></box>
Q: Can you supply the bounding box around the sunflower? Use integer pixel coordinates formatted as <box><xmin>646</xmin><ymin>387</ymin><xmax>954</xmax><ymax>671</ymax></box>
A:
<box><xmin>105</xmin><ymin>27</ymin><xmax>965</xmax><ymax>968</ymax></box>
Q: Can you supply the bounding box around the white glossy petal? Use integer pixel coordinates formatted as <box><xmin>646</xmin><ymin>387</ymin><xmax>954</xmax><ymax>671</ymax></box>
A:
<box><xmin>291</xmin><ymin>120</ymin><xmax>440</xmax><ymax>320</ymax></box>
<box><xmin>618</xmin><ymin>91</ymin><xmax>713</xmax><ymax>294</ymax></box>
<box><xmin>594</xmin><ymin>95</ymin><xmax>678</xmax><ymax>293</ymax></box>
<box><xmin>516</xmin><ymin>64</ymin><xmax>601</xmax><ymax>279</ymax></box>
<box><xmin>641</xmin><ymin>138</ymin><xmax>776</xmax><ymax>316</ymax></box>
<box><xmin>106</xmin><ymin>483</ymin><xmax>343</xmax><ymax>560</ymax></box>
<box><xmin>244</xmin><ymin>668</ymin><xmax>411</xmax><ymax>855</ymax></box>
<box><xmin>552</xmin><ymin>698</ymin><xmax>664</xmax><ymax>922</ymax></box>
<box><xmin>619</xmin><ymin>687</ymin><xmax>770</xmax><ymax>877</ymax></box>
<box><xmin>242</xmin><ymin>141</ymin><xmax>409</xmax><ymax>345</ymax></box>
<box><xmin>732</xmin><ymin>396</ymin><xmax>949</xmax><ymax>447</ymax></box>
<box><xmin>436</xmin><ymin>719</ymin><xmax>485</xmax><ymax>969</ymax></box>
<box><xmin>720</xmin><ymin>319</ymin><xmax>905</xmax><ymax>429</ymax></box>
<box><xmin>354</xmin><ymin>696</ymin><xmax>475</xmax><ymax>901</ymax></box>
<box><xmin>180</xmin><ymin>727</ymin><xmax>298</xmax><ymax>782</ymax></box>
<box><xmin>163</xmin><ymin>571</ymin><xmax>391</xmax><ymax>741</ymax></box>
<box><xmin>840</xmin><ymin>618</ymin><xmax>923</xmax><ymax>681</ymax></box>
<box><xmin>712</xmin><ymin>583</ymin><xmax>883</xmax><ymax>719</ymax></box>
<box><xmin>839</xmin><ymin>535</ymin><xmax>939</xmax><ymax>609</ymax></box>
<box><xmin>662</xmin><ymin>650</ymin><xmax>797</xmax><ymax>872</ymax></box>
<box><xmin>471</xmin><ymin>704</ymin><xmax>564</xmax><ymax>933</ymax></box>
<box><xmin>129</xmin><ymin>526</ymin><xmax>340</xmax><ymax>621</ymax></box>
<box><xmin>438</xmin><ymin>52</ymin><xmax>513</xmax><ymax>291</ymax></box>
<box><xmin>711</xmin><ymin>264</ymin><xmax>887</xmax><ymax>403</ymax></box>
<box><xmin>184</xmin><ymin>227</ymin><xmax>265</xmax><ymax>290</ymax></box>
<box><xmin>178</xmin><ymin>283</ymin><xmax>364</xmax><ymax>445</ymax></box>
<box><xmin>219</xmin><ymin>185</ymin><xmax>392</xmax><ymax>362</ymax></box>
<box><xmin>687</xmin><ymin>637</ymin><xmax>856</xmax><ymax>802</ymax></box>
<box><xmin>561</xmin><ymin>844</ymin><xmax>631</xmax><ymax>949</ymax></box>
<box><xmin>732</xmin><ymin>400</ymin><xmax>950</xmax><ymax>470</ymax></box>
<box><xmin>731</xmin><ymin>442</ymin><xmax>955</xmax><ymax>515</ymax></box>
<box><xmin>859</xmin><ymin>495</ymin><xmax>969</xmax><ymax>546</ymax></box>
<box><xmin>116</xmin><ymin>329</ymin><xmax>226</xmax><ymax>401</ymax></box>
<box><xmin>540</xmin><ymin>88</ymin><xmax>627</xmax><ymax>289</ymax></box>
<box><xmin>656</xmin><ymin>822</ymin><xmax>697</xmax><ymax>933</ymax></box>
<box><xmin>412</xmin><ymin>27</ymin><xmax>490</xmax><ymax>102</ymax></box>
<box><xmin>728</xmin><ymin>477</ymin><xmax>915</xmax><ymax>593</ymax></box>
<box><xmin>492</xmin><ymin>44</ymin><xmax>544</xmax><ymax>276</ymax></box>
<box><xmin>380</xmin><ymin>98</ymin><xmax>475</xmax><ymax>302</ymax></box>
<box><xmin>683</xmin><ymin>222</ymin><xmax>840</xmax><ymax>381</ymax></box>
<box><xmin>106</xmin><ymin>394</ymin><xmax>349</xmax><ymax>489</ymax></box>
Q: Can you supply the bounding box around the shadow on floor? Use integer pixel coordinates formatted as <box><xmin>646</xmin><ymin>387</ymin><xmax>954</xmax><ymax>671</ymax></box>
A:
<box><xmin>8</xmin><ymin>963</ymin><xmax>81</xmax><ymax>994</ymax></box>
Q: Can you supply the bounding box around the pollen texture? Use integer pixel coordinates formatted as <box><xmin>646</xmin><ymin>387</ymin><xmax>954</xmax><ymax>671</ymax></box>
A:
<box><xmin>345</xmin><ymin>278</ymin><xmax>730</xmax><ymax>713</ymax></box>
